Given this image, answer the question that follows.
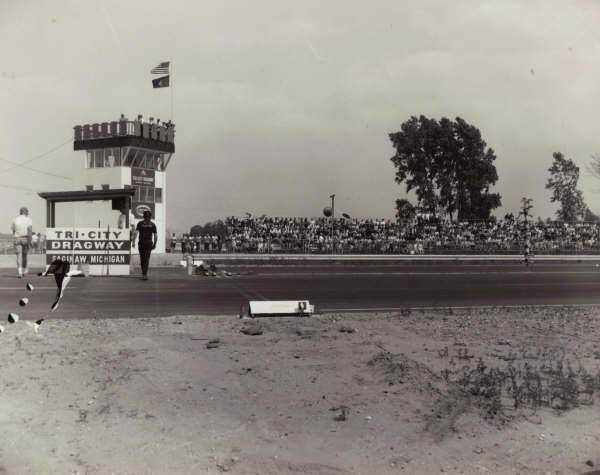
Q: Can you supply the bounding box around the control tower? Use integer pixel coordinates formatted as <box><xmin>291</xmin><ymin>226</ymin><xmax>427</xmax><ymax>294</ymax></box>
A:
<box><xmin>72</xmin><ymin>115</ymin><xmax>175</xmax><ymax>253</ymax></box>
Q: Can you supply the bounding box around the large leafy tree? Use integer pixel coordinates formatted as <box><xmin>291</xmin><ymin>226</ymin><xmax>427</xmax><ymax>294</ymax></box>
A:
<box><xmin>389</xmin><ymin>116</ymin><xmax>440</xmax><ymax>215</ymax></box>
<box><xmin>545</xmin><ymin>152</ymin><xmax>586</xmax><ymax>222</ymax></box>
<box><xmin>389</xmin><ymin>115</ymin><xmax>501</xmax><ymax>221</ymax></box>
<box><xmin>452</xmin><ymin>118</ymin><xmax>501</xmax><ymax>221</ymax></box>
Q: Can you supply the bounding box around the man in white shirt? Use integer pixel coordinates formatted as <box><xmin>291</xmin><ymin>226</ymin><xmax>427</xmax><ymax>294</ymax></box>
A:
<box><xmin>11</xmin><ymin>207</ymin><xmax>32</xmax><ymax>278</ymax></box>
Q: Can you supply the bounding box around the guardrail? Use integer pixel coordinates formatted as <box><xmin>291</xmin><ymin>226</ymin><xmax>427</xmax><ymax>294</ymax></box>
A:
<box><xmin>167</xmin><ymin>246</ymin><xmax>600</xmax><ymax>255</ymax></box>
<box><xmin>181</xmin><ymin>253</ymin><xmax>600</xmax><ymax>261</ymax></box>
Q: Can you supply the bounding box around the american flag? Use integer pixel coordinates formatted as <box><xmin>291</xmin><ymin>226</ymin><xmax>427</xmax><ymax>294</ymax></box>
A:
<box><xmin>151</xmin><ymin>61</ymin><xmax>170</xmax><ymax>75</ymax></box>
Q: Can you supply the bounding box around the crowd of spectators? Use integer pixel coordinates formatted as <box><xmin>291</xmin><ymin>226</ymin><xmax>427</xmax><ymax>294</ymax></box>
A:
<box><xmin>170</xmin><ymin>216</ymin><xmax>600</xmax><ymax>254</ymax></box>
<box><xmin>172</xmin><ymin>233</ymin><xmax>222</xmax><ymax>254</ymax></box>
<box><xmin>3</xmin><ymin>219</ymin><xmax>599</xmax><ymax>255</ymax></box>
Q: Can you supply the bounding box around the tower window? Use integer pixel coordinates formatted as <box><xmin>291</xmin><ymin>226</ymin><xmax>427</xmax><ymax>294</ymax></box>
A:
<box><xmin>124</xmin><ymin>148</ymin><xmax>136</xmax><ymax>167</ymax></box>
<box><xmin>151</xmin><ymin>152</ymin><xmax>159</xmax><ymax>170</ymax></box>
<box><xmin>131</xmin><ymin>150</ymin><xmax>144</xmax><ymax>168</ymax></box>
<box><xmin>136</xmin><ymin>152</ymin><xmax>146</xmax><ymax>169</ymax></box>
<box><xmin>113</xmin><ymin>148</ymin><xmax>122</xmax><ymax>166</ymax></box>
<box><xmin>94</xmin><ymin>150</ymin><xmax>104</xmax><ymax>168</ymax></box>
<box><xmin>104</xmin><ymin>147</ymin><xmax>122</xmax><ymax>167</ymax></box>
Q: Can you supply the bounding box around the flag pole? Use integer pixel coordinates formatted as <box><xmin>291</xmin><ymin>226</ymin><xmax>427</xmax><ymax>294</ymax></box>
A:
<box><xmin>170</xmin><ymin>59</ymin><xmax>174</xmax><ymax>122</ymax></box>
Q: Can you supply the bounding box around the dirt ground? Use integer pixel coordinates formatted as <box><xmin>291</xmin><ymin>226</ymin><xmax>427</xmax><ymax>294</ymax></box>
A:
<box><xmin>1</xmin><ymin>306</ymin><xmax>600</xmax><ymax>474</ymax></box>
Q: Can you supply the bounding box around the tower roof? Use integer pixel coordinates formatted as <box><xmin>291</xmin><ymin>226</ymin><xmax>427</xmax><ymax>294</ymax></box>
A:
<box><xmin>38</xmin><ymin>188</ymin><xmax>135</xmax><ymax>203</ymax></box>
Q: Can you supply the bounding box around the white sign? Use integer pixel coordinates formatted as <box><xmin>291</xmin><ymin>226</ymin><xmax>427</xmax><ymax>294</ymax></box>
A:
<box><xmin>45</xmin><ymin>227</ymin><xmax>131</xmax><ymax>276</ymax></box>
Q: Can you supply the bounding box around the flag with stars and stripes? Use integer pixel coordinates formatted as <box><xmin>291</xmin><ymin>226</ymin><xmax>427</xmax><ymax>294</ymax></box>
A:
<box><xmin>150</xmin><ymin>61</ymin><xmax>170</xmax><ymax>75</ymax></box>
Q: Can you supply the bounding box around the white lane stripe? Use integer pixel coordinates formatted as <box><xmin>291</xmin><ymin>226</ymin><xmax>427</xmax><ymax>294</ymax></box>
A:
<box><xmin>227</xmin><ymin>282</ymin><xmax>259</xmax><ymax>301</ymax></box>
<box><xmin>224</xmin><ymin>281</ymin><xmax>269</xmax><ymax>301</ymax></box>
<box><xmin>220</xmin><ymin>262</ymin><xmax>600</xmax><ymax>268</ymax></box>
<box><xmin>496</xmin><ymin>281</ymin><xmax>600</xmax><ymax>286</ymax></box>
<box><xmin>321</xmin><ymin>303</ymin><xmax>600</xmax><ymax>313</ymax></box>
<box><xmin>34</xmin><ymin>281</ymin><xmax>600</xmax><ymax>294</ymax></box>
<box><xmin>256</xmin><ymin>271</ymin><xmax>600</xmax><ymax>277</ymax></box>
<box><xmin>251</xmin><ymin>291</ymin><xmax>269</xmax><ymax>300</ymax></box>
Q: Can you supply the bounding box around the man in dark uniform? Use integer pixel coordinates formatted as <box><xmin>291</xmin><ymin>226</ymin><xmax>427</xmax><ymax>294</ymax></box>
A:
<box><xmin>133</xmin><ymin>210</ymin><xmax>157</xmax><ymax>280</ymax></box>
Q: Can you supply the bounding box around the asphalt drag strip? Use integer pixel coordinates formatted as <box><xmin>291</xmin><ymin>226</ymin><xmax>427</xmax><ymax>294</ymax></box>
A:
<box><xmin>1</xmin><ymin>262</ymin><xmax>600</xmax><ymax>320</ymax></box>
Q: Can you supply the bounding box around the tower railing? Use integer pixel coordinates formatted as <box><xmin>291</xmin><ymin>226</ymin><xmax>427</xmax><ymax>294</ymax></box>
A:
<box><xmin>74</xmin><ymin>119</ymin><xmax>175</xmax><ymax>144</ymax></box>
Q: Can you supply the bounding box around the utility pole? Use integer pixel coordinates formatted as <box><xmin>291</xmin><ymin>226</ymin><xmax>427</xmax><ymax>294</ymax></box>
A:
<box><xmin>330</xmin><ymin>194</ymin><xmax>335</xmax><ymax>254</ymax></box>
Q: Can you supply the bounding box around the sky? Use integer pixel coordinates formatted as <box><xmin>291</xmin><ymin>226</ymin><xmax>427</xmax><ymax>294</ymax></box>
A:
<box><xmin>1</xmin><ymin>0</ymin><xmax>600</xmax><ymax>232</ymax></box>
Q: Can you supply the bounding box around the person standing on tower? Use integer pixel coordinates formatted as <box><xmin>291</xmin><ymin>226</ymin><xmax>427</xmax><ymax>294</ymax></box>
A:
<box><xmin>11</xmin><ymin>206</ymin><xmax>32</xmax><ymax>278</ymax></box>
<box><xmin>133</xmin><ymin>210</ymin><xmax>157</xmax><ymax>280</ymax></box>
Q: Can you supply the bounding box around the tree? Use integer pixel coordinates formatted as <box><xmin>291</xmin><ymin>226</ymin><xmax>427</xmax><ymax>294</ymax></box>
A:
<box><xmin>519</xmin><ymin>197</ymin><xmax>533</xmax><ymax>223</ymax></box>
<box><xmin>395</xmin><ymin>198</ymin><xmax>416</xmax><ymax>222</ymax></box>
<box><xmin>201</xmin><ymin>220</ymin><xmax>228</xmax><ymax>238</ymax></box>
<box><xmin>546</xmin><ymin>152</ymin><xmax>587</xmax><ymax>222</ymax></box>
<box><xmin>439</xmin><ymin>117</ymin><xmax>501</xmax><ymax>221</ymax></box>
<box><xmin>190</xmin><ymin>225</ymin><xmax>203</xmax><ymax>235</ymax></box>
<box><xmin>389</xmin><ymin>115</ymin><xmax>501</xmax><ymax>221</ymax></box>
<box><xmin>389</xmin><ymin>116</ymin><xmax>440</xmax><ymax>215</ymax></box>
<box><xmin>189</xmin><ymin>220</ymin><xmax>228</xmax><ymax>238</ymax></box>
<box><xmin>518</xmin><ymin>197</ymin><xmax>534</xmax><ymax>236</ymax></box>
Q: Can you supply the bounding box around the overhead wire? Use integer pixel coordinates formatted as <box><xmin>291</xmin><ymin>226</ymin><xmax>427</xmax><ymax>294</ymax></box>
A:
<box><xmin>0</xmin><ymin>138</ymin><xmax>74</xmax><ymax>229</ymax></box>
<box><xmin>0</xmin><ymin>156</ymin><xmax>72</xmax><ymax>180</ymax></box>
<box><xmin>0</xmin><ymin>137</ymin><xmax>73</xmax><ymax>175</ymax></box>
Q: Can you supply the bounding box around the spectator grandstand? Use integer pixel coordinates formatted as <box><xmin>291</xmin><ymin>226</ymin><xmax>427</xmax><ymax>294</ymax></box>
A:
<box><xmin>171</xmin><ymin>216</ymin><xmax>600</xmax><ymax>255</ymax></box>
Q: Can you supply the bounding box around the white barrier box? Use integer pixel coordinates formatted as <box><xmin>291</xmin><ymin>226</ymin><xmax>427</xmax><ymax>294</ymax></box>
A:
<box><xmin>249</xmin><ymin>300</ymin><xmax>314</xmax><ymax>317</ymax></box>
